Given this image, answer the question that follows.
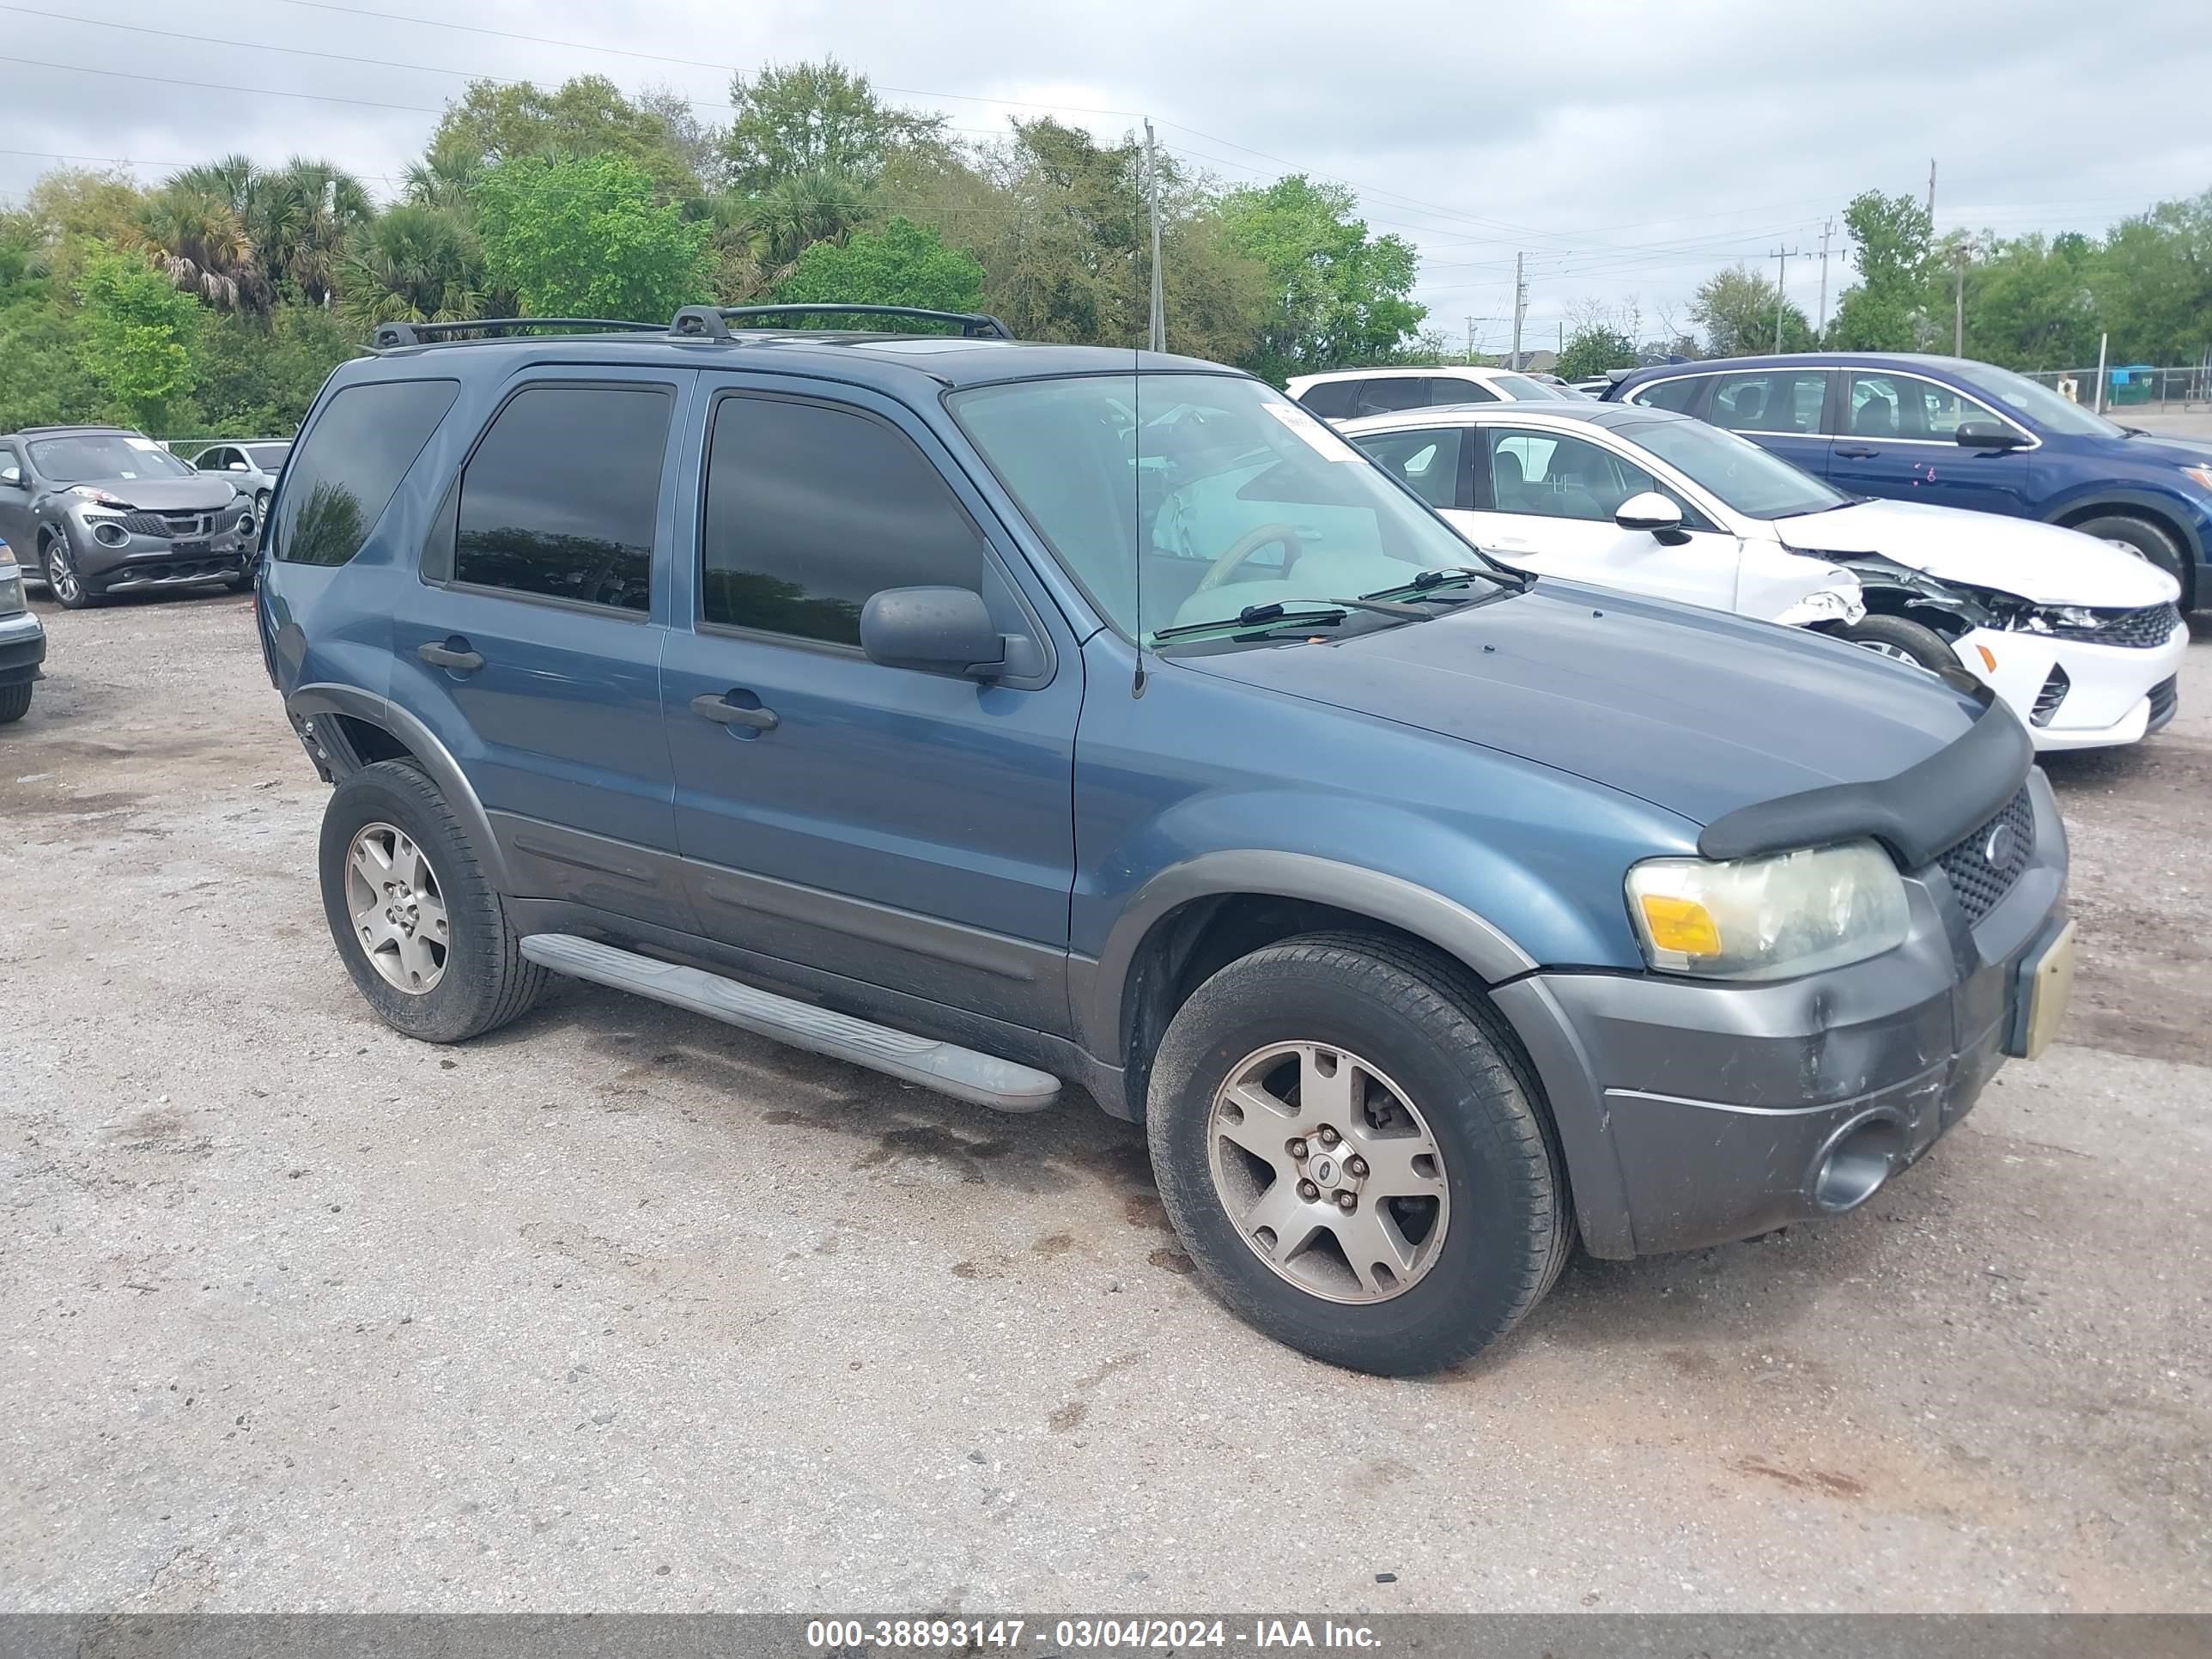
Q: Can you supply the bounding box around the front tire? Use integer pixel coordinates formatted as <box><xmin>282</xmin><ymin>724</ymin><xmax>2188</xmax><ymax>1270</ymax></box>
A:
<box><xmin>0</xmin><ymin>682</ymin><xmax>30</xmax><ymax>724</ymax></box>
<box><xmin>1146</xmin><ymin>933</ymin><xmax>1571</xmax><ymax>1376</ymax></box>
<box><xmin>318</xmin><ymin>760</ymin><xmax>548</xmax><ymax>1042</ymax></box>
<box><xmin>1843</xmin><ymin>614</ymin><xmax>1959</xmax><ymax>673</ymax></box>
<box><xmin>2070</xmin><ymin>514</ymin><xmax>2190</xmax><ymax>605</ymax></box>
<box><xmin>41</xmin><ymin>532</ymin><xmax>94</xmax><ymax>610</ymax></box>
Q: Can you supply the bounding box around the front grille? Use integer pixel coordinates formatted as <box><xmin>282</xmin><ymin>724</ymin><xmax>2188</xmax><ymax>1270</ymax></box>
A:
<box><xmin>1936</xmin><ymin>787</ymin><xmax>2036</xmax><ymax>928</ymax></box>
<box><xmin>2057</xmin><ymin>601</ymin><xmax>2181</xmax><ymax>648</ymax></box>
<box><xmin>118</xmin><ymin>510</ymin><xmax>214</xmax><ymax>539</ymax></box>
<box><xmin>2030</xmin><ymin>665</ymin><xmax>2069</xmax><ymax>726</ymax></box>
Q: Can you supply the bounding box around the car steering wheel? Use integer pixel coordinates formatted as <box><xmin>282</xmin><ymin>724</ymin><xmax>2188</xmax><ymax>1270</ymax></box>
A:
<box><xmin>1193</xmin><ymin>522</ymin><xmax>1305</xmax><ymax>593</ymax></box>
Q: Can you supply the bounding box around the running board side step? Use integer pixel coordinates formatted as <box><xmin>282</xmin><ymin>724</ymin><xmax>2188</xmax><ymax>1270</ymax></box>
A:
<box><xmin>518</xmin><ymin>933</ymin><xmax>1060</xmax><ymax>1113</ymax></box>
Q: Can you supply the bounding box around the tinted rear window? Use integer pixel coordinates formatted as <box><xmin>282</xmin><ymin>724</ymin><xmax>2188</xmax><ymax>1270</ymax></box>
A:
<box><xmin>1297</xmin><ymin>380</ymin><xmax>1358</xmax><ymax>419</ymax></box>
<box><xmin>273</xmin><ymin>380</ymin><xmax>459</xmax><ymax>567</ymax></box>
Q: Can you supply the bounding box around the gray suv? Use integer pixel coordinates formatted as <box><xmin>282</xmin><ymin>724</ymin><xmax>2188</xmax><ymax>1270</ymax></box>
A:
<box><xmin>0</xmin><ymin>425</ymin><xmax>258</xmax><ymax>607</ymax></box>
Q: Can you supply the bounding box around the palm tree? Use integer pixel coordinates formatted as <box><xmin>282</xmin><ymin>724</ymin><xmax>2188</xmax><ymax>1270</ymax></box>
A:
<box><xmin>263</xmin><ymin>159</ymin><xmax>373</xmax><ymax>306</ymax></box>
<box><xmin>722</xmin><ymin>167</ymin><xmax>872</xmax><ymax>282</ymax></box>
<box><xmin>337</xmin><ymin>204</ymin><xmax>483</xmax><ymax>328</ymax></box>
<box><xmin>130</xmin><ymin>180</ymin><xmax>271</xmax><ymax>312</ymax></box>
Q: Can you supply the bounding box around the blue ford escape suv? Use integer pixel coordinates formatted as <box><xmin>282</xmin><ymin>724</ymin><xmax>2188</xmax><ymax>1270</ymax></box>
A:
<box><xmin>1604</xmin><ymin>352</ymin><xmax>2212</xmax><ymax>609</ymax></box>
<box><xmin>258</xmin><ymin>306</ymin><xmax>2075</xmax><ymax>1375</ymax></box>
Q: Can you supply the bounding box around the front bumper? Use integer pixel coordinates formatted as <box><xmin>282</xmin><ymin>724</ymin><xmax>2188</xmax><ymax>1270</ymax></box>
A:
<box><xmin>68</xmin><ymin>511</ymin><xmax>253</xmax><ymax>594</ymax></box>
<box><xmin>1954</xmin><ymin>622</ymin><xmax>2186</xmax><ymax>751</ymax></box>
<box><xmin>1497</xmin><ymin>769</ymin><xmax>2069</xmax><ymax>1259</ymax></box>
<box><xmin>0</xmin><ymin>610</ymin><xmax>46</xmax><ymax>685</ymax></box>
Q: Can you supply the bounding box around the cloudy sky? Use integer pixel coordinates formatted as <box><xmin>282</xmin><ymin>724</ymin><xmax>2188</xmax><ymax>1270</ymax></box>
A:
<box><xmin>5</xmin><ymin>0</ymin><xmax>2209</xmax><ymax>352</ymax></box>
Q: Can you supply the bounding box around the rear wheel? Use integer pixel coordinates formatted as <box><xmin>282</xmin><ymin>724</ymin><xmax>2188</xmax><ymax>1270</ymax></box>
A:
<box><xmin>1146</xmin><ymin>933</ymin><xmax>1570</xmax><ymax>1376</ymax></box>
<box><xmin>318</xmin><ymin>760</ymin><xmax>548</xmax><ymax>1042</ymax></box>
<box><xmin>0</xmin><ymin>682</ymin><xmax>30</xmax><ymax>724</ymax></box>
<box><xmin>1843</xmin><ymin>614</ymin><xmax>1958</xmax><ymax>673</ymax></box>
<box><xmin>2070</xmin><ymin>514</ymin><xmax>2190</xmax><ymax>604</ymax></box>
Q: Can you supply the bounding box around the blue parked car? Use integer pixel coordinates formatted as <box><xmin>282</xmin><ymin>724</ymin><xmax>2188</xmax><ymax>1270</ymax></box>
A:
<box><xmin>1603</xmin><ymin>353</ymin><xmax>2212</xmax><ymax>608</ymax></box>
<box><xmin>258</xmin><ymin>307</ymin><xmax>2074</xmax><ymax>1375</ymax></box>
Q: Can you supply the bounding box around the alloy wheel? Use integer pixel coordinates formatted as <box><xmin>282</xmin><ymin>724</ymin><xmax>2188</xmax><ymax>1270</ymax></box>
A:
<box><xmin>43</xmin><ymin>538</ymin><xmax>81</xmax><ymax>605</ymax></box>
<box><xmin>343</xmin><ymin>821</ymin><xmax>450</xmax><ymax>994</ymax></box>
<box><xmin>1206</xmin><ymin>1041</ymin><xmax>1450</xmax><ymax>1304</ymax></box>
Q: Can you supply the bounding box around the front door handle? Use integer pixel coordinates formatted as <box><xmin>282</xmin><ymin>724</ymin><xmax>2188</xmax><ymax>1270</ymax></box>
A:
<box><xmin>416</xmin><ymin>639</ymin><xmax>483</xmax><ymax>672</ymax></box>
<box><xmin>691</xmin><ymin>691</ymin><xmax>779</xmax><ymax>732</ymax></box>
<box><xmin>1833</xmin><ymin>445</ymin><xmax>1879</xmax><ymax>459</ymax></box>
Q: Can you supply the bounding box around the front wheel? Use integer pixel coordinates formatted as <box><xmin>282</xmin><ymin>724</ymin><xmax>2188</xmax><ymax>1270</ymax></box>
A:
<box><xmin>2070</xmin><ymin>514</ymin><xmax>2190</xmax><ymax>606</ymax></box>
<box><xmin>0</xmin><ymin>682</ymin><xmax>30</xmax><ymax>724</ymax></box>
<box><xmin>1146</xmin><ymin>933</ymin><xmax>1571</xmax><ymax>1376</ymax></box>
<box><xmin>1843</xmin><ymin>614</ymin><xmax>1959</xmax><ymax>674</ymax></box>
<box><xmin>41</xmin><ymin>533</ymin><xmax>94</xmax><ymax>610</ymax></box>
<box><xmin>318</xmin><ymin>760</ymin><xmax>548</xmax><ymax>1042</ymax></box>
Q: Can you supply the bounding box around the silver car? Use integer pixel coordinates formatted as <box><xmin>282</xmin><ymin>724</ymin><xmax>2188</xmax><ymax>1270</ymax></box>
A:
<box><xmin>191</xmin><ymin>439</ymin><xmax>291</xmax><ymax>521</ymax></box>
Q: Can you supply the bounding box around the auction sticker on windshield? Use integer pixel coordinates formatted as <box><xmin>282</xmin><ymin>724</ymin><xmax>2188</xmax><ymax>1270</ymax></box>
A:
<box><xmin>1261</xmin><ymin>399</ymin><xmax>1364</xmax><ymax>461</ymax></box>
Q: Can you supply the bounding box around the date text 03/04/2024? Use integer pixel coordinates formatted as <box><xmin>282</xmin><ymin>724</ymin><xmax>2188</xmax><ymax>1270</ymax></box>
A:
<box><xmin>804</xmin><ymin>1618</ymin><xmax>1382</xmax><ymax>1650</ymax></box>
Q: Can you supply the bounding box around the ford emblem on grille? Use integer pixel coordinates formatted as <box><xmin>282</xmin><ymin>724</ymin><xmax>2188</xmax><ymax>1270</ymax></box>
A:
<box><xmin>1983</xmin><ymin>822</ymin><xmax>2018</xmax><ymax>868</ymax></box>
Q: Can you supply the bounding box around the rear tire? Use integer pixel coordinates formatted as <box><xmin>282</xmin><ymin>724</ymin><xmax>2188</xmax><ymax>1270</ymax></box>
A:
<box><xmin>0</xmin><ymin>682</ymin><xmax>30</xmax><ymax>724</ymax></box>
<box><xmin>1844</xmin><ymin>614</ymin><xmax>1958</xmax><ymax>674</ymax></box>
<box><xmin>318</xmin><ymin>760</ymin><xmax>548</xmax><ymax>1042</ymax></box>
<box><xmin>1146</xmin><ymin>932</ymin><xmax>1571</xmax><ymax>1376</ymax></box>
<box><xmin>2069</xmin><ymin>514</ymin><xmax>2190</xmax><ymax>605</ymax></box>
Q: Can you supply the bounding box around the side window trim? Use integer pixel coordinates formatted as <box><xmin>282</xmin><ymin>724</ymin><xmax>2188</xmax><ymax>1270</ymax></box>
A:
<box><xmin>690</xmin><ymin>385</ymin><xmax>1056</xmax><ymax>689</ymax></box>
<box><xmin>419</xmin><ymin>374</ymin><xmax>681</xmax><ymax>620</ymax></box>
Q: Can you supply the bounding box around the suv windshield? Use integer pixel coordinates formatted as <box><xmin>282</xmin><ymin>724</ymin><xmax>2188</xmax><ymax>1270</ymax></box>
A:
<box><xmin>1493</xmin><ymin>374</ymin><xmax>1571</xmax><ymax>400</ymax></box>
<box><xmin>1613</xmin><ymin>416</ymin><xmax>1848</xmax><ymax>520</ymax></box>
<box><xmin>27</xmin><ymin>433</ymin><xmax>195</xmax><ymax>483</ymax></box>
<box><xmin>951</xmin><ymin>374</ymin><xmax>1489</xmax><ymax>642</ymax></box>
<box><xmin>1949</xmin><ymin>362</ymin><xmax>2124</xmax><ymax>438</ymax></box>
<box><xmin>245</xmin><ymin>443</ymin><xmax>291</xmax><ymax>470</ymax></box>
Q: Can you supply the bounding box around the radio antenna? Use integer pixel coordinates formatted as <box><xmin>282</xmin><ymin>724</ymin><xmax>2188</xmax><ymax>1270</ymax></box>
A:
<box><xmin>1131</xmin><ymin>344</ymin><xmax>1147</xmax><ymax>697</ymax></box>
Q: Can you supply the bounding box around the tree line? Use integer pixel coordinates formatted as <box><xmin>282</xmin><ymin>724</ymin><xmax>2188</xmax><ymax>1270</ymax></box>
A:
<box><xmin>1555</xmin><ymin>185</ymin><xmax>2212</xmax><ymax>381</ymax></box>
<box><xmin>0</xmin><ymin>61</ymin><xmax>1428</xmax><ymax>436</ymax></box>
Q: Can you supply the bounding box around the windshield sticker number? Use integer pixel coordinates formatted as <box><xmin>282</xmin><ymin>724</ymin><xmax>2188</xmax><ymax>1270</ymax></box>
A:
<box><xmin>1260</xmin><ymin>401</ymin><xmax>1364</xmax><ymax>462</ymax></box>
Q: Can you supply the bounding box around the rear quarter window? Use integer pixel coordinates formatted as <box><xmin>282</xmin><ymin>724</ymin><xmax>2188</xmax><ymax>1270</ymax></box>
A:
<box><xmin>1296</xmin><ymin>380</ymin><xmax>1358</xmax><ymax>419</ymax></box>
<box><xmin>273</xmin><ymin>380</ymin><xmax>459</xmax><ymax>567</ymax></box>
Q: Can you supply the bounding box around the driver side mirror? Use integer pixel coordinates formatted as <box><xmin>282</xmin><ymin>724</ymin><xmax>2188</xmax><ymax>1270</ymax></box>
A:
<box><xmin>861</xmin><ymin>586</ymin><xmax>1018</xmax><ymax>682</ymax></box>
<box><xmin>1615</xmin><ymin>491</ymin><xmax>1691</xmax><ymax>544</ymax></box>
<box><xmin>0</xmin><ymin>466</ymin><xmax>21</xmax><ymax>489</ymax></box>
<box><xmin>1955</xmin><ymin>422</ymin><xmax>2025</xmax><ymax>452</ymax></box>
<box><xmin>229</xmin><ymin>459</ymin><xmax>250</xmax><ymax>471</ymax></box>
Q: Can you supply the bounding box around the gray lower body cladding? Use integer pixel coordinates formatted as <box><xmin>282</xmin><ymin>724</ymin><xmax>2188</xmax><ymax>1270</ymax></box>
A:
<box><xmin>1501</xmin><ymin>769</ymin><xmax>2068</xmax><ymax>1259</ymax></box>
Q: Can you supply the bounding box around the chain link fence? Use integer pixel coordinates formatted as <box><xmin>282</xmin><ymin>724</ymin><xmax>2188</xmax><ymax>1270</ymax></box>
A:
<box><xmin>2020</xmin><ymin>362</ymin><xmax>2212</xmax><ymax>410</ymax></box>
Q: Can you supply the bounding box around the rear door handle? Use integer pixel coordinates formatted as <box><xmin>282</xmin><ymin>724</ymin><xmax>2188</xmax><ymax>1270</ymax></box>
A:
<box><xmin>416</xmin><ymin>639</ymin><xmax>483</xmax><ymax>672</ymax></box>
<box><xmin>691</xmin><ymin>691</ymin><xmax>779</xmax><ymax>732</ymax></box>
<box><xmin>1833</xmin><ymin>445</ymin><xmax>1879</xmax><ymax>459</ymax></box>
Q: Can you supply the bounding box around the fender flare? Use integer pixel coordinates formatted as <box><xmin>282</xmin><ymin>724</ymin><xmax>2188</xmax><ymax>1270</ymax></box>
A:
<box><xmin>1080</xmin><ymin>848</ymin><xmax>1540</xmax><ymax>1061</ymax></box>
<box><xmin>2042</xmin><ymin>489</ymin><xmax>2203</xmax><ymax>563</ymax></box>
<box><xmin>285</xmin><ymin>683</ymin><xmax>512</xmax><ymax>890</ymax></box>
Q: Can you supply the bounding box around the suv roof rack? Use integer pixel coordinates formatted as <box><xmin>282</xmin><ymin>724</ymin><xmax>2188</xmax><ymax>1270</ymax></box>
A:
<box><xmin>371</xmin><ymin>318</ymin><xmax>667</xmax><ymax>350</ymax></box>
<box><xmin>670</xmin><ymin>304</ymin><xmax>1012</xmax><ymax>341</ymax></box>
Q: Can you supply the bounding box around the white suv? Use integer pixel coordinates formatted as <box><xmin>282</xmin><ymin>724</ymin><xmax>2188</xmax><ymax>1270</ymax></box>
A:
<box><xmin>1288</xmin><ymin>365</ymin><xmax>1581</xmax><ymax>421</ymax></box>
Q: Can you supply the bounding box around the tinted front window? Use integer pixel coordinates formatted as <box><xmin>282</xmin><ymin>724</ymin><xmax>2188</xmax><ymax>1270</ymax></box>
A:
<box><xmin>1297</xmin><ymin>380</ymin><xmax>1358</xmax><ymax>419</ymax></box>
<box><xmin>1355</xmin><ymin>427</ymin><xmax>1463</xmax><ymax>509</ymax></box>
<box><xmin>700</xmin><ymin>396</ymin><xmax>985</xmax><ymax>647</ymax></box>
<box><xmin>274</xmin><ymin>380</ymin><xmax>458</xmax><ymax>567</ymax></box>
<box><xmin>453</xmin><ymin>386</ymin><xmax>669</xmax><ymax>611</ymax></box>
<box><xmin>27</xmin><ymin>434</ymin><xmax>194</xmax><ymax>483</ymax></box>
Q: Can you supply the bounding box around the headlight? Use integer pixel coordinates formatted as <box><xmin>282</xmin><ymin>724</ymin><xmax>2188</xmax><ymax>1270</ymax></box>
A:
<box><xmin>0</xmin><ymin>561</ymin><xmax>23</xmax><ymax>617</ymax></box>
<box><xmin>68</xmin><ymin>485</ymin><xmax>130</xmax><ymax>506</ymax></box>
<box><xmin>2182</xmin><ymin>464</ymin><xmax>2212</xmax><ymax>494</ymax></box>
<box><xmin>1626</xmin><ymin>839</ymin><xmax>1911</xmax><ymax>980</ymax></box>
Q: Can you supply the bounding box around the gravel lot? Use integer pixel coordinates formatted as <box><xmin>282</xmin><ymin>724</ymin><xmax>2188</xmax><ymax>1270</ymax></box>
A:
<box><xmin>3</xmin><ymin>585</ymin><xmax>2207</xmax><ymax>1614</ymax></box>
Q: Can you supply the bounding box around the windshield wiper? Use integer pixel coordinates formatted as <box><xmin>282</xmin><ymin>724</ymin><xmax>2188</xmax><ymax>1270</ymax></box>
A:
<box><xmin>1358</xmin><ymin>564</ymin><xmax>1534</xmax><ymax>605</ymax></box>
<box><xmin>1150</xmin><ymin>593</ymin><xmax>1438</xmax><ymax>643</ymax></box>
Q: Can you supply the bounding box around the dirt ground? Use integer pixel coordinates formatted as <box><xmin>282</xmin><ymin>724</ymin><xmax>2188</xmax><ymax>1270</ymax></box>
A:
<box><xmin>2</xmin><ymin>586</ymin><xmax>2207</xmax><ymax>1614</ymax></box>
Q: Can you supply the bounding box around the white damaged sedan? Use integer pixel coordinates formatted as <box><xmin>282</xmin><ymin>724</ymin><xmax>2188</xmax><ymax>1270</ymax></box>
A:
<box><xmin>1346</xmin><ymin>401</ymin><xmax>2185</xmax><ymax>750</ymax></box>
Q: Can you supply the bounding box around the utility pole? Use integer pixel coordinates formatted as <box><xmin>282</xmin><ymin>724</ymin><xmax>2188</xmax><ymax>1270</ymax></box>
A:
<box><xmin>1815</xmin><ymin>217</ymin><xmax>1834</xmax><ymax>338</ymax></box>
<box><xmin>1144</xmin><ymin>118</ymin><xmax>1164</xmax><ymax>354</ymax></box>
<box><xmin>1508</xmin><ymin>252</ymin><xmax>1526</xmax><ymax>370</ymax></box>
<box><xmin>1465</xmin><ymin>315</ymin><xmax>1476</xmax><ymax>365</ymax></box>
<box><xmin>1770</xmin><ymin>245</ymin><xmax>1804</xmax><ymax>353</ymax></box>
<box><xmin>1925</xmin><ymin>157</ymin><xmax>1936</xmax><ymax>227</ymax></box>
